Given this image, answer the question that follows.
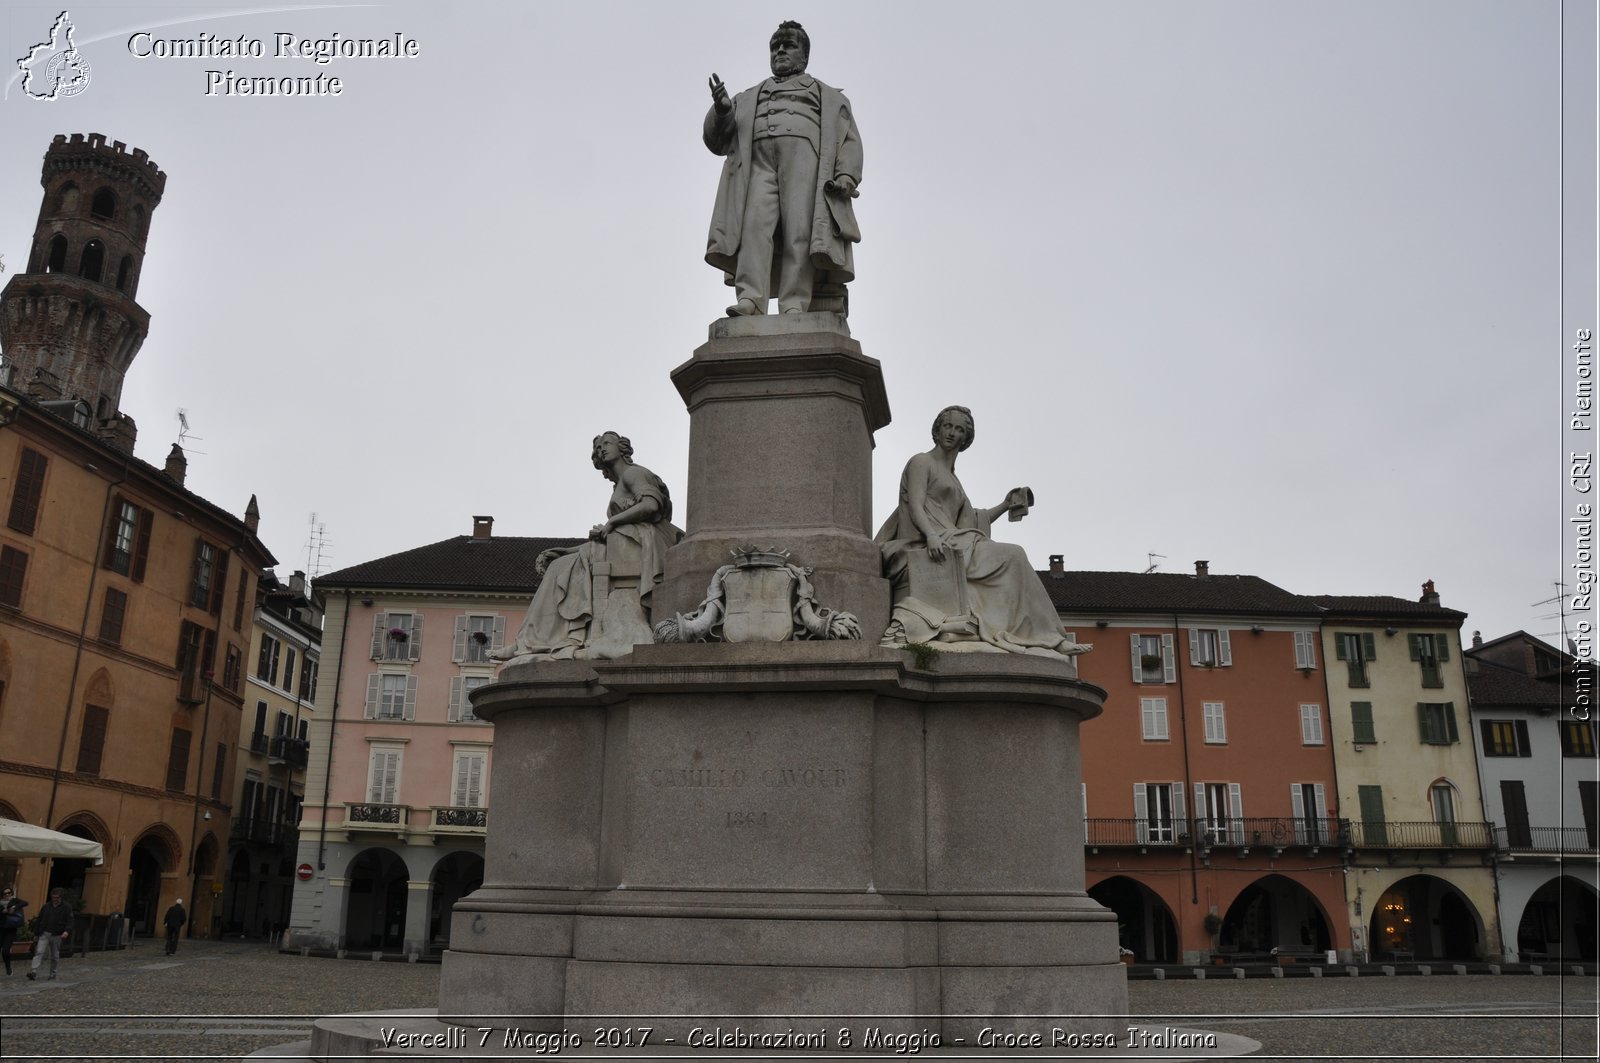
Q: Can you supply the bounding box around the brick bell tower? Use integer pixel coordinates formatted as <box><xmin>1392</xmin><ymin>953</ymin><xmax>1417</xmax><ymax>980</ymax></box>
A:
<box><xmin>0</xmin><ymin>133</ymin><xmax>167</xmax><ymax>451</ymax></box>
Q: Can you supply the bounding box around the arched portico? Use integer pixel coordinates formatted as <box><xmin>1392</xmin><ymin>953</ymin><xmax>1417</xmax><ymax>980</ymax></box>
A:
<box><xmin>1220</xmin><ymin>873</ymin><xmax>1333</xmax><ymax>957</ymax></box>
<box><xmin>1370</xmin><ymin>874</ymin><xmax>1486</xmax><ymax>961</ymax></box>
<box><xmin>1515</xmin><ymin>875</ymin><xmax>1598</xmax><ymax>963</ymax></box>
<box><xmin>1087</xmin><ymin>875</ymin><xmax>1178</xmax><ymax>963</ymax></box>
<box><xmin>343</xmin><ymin>847</ymin><xmax>411</xmax><ymax>950</ymax></box>
<box><xmin>428</xmin><ymin>850</ymin><xmax>484</xmax><ymax>952</ymax></box>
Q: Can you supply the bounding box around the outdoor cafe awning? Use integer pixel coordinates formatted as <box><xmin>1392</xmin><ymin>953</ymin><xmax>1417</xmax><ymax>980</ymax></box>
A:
<box><xmin>0</xmin><ymin>818</ymin><xmax>105</xmax><ymax>865</ymax></box>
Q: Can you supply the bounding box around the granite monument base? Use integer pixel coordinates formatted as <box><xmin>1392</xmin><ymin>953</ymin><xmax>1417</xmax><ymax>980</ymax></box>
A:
<box><xmin>432</xmin><ymin>643</ymin><xmax>1126</xmax><ymax>1045</ymax></box>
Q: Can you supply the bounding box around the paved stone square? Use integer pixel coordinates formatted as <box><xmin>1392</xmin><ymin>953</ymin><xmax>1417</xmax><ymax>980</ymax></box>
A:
<box><xmin>0</xmin><ymin>939</ymin><xmax>1594</xmax><ymax>1061</ymax></box>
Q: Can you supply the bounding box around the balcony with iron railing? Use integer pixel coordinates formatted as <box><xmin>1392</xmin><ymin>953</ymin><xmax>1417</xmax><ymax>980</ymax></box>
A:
<box><xmin>1084</xmin><ymin>817</ymin><xmax>1343</xmax><ymax>852</ymax></box>
<box><xmin>430</xmin><ymin>806</ymin><xmax>488</xmax><ymax>834</ymax></box>
<box><xmin>269</xmin><ymin>735</ymin><xmax>310</xmax><ymax>768</ymax></box>
<box><xmin>342</xmin><ymin>803</ymin><xmax>412</xmax><ymax>836</ymax></box>
<box><xmin>228</xmin><ymin>815</ymin><xmax>296</xmax><ymax>848</ymax></box>
<box><xmin>1494</xmin><ymin>825</ymin><xmax>1599</xmax><ymax>854</ymax></box>
<box><xmin>1345</xmin><ymin>819</ymin><xmax>1495</xmax><ymax>849</ymax></box>
<box><xmin>248</xmin><ymin>731</ymin><xmax>269</xmax><ymax>756</ymax></box>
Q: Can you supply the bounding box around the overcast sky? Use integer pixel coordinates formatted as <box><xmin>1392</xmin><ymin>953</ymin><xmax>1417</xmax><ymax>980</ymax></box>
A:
<box><xmin>0</xmin><ymin>0</ymin><xmax>1580</xmax><ymax>645</ymax></box>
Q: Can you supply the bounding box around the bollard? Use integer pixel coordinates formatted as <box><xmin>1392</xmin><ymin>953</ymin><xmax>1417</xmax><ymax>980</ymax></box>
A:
<box><xmin>1572</xmin><ymin>965</ymin><xmax>1586</xmax><ymax>977</ymax></box>
<box><xmin>1232</xmin><ymin>967</ymin><xmax>1246</xmax><ymax>979</ymax></box>
<box><xmin>407</xmin><ymin>952</ymin><xmax>420</xmax><ymax>964</ymax></box>
<box><xmin>1308</xmin><ymin>966</ymin><xmax>1323</xmax><ymax>978</ymax></box>
<box><xmin>1271</xmin><ymin>967</ymin><xmax>1285</xmax><ymax>979</ymax></box>
<box><xmin>1529</xmin><ymin>964</ymin><xmax>1544</xmax><ymax>975</ymax></box>
<box><xmin>371</xmin><ymin>950</ymin><xmax>384</xmax><ymax>962</ymax></box>
<box><xmin>1417</xmin><ymin>964</ymin><xmax>1431</xmax><ymax>975</ymax></box>
<box><xmin>1345</xmin><ymin>965</ymin><xmax>1360</xmax><ymax>977</ymax></box>
<box><xmin>1487</xmin><ymin>964</ymin><xmax>1500</xmax><ymax>976</ymax></box>
<box><xmin>336</xmin><ymin>949</ymin><xmax>346</xmax><ymax>959</ymax></box>
<box><xmin>1381</xmin><ymin>965</ymin><xmax>1396</xmax><ymax>976</ymax></box>
<box><xmin>299</xmin><ymin>946</ymin><xmax>310</xmax><ymax>957</ymax></box>
<box><xmin>1192</xmin><ymin>968</ymin><xmax>1206</xmax><ymax>980</ymax></box>
<box><xmin>1452</xmin><ymin>964</ymin><xmax>1468</xmax><ymax>976</ymax></box>
<box><xmin>1153</xmin><ymin>968</ymin><xmax>1166</xmax><ymax>980</ymax></box>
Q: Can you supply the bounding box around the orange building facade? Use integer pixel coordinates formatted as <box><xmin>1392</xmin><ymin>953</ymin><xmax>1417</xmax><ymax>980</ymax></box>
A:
<box><xmin>1048</xmin><ymin>562</ymin><xmax>1348</xmax><ymax>964</ymax></box>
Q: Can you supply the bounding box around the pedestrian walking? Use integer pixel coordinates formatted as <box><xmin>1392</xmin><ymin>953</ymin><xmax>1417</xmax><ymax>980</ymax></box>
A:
<box><xmin>162</xmin><ymin>898</ymin><xmax>187</xmax><ymax>955</ymax></box>
<box><xmin>28</xmin><ymin>888</ymin><xmax>70</xmax><ymax>980</ymax></box>
<box><xmin>0</xmin><ymin>885</ymin><xmax>27</xmax><ymax>976</ymax></box>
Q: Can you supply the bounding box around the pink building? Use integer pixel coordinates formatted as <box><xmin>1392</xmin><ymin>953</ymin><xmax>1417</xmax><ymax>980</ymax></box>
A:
<box><xmin>286</xmin><ymin>517</ymin><xmax>576</xmax><ymax>956</ymax></box>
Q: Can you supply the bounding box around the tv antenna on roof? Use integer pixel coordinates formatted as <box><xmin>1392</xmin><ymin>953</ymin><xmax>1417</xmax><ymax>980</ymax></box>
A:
<box><xmin>175</xmin><ymin>408</ymin><xmax>206</xmax><ymax>453</ymax></box>
<box><xmin>1144</xmin><ymin>552</ymin><xmax>1165</xmax><ymax>574</ymax></box>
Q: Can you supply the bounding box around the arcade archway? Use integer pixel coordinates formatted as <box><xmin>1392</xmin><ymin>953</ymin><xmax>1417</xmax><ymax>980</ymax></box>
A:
<box><xmin>1088</xmin><ymin>876</ymin><xmax>1178</xmax><ymax>963</ymax></box>
<box><xmin>429</xmin><ymin>851</ymin><xmax>484</xmax><ymax>950</ymax></box>
<box><xmin>1516</xmin><ymin>875</ymin><xmax>1598</xmax><ymax>962</ymax></box>
<box><xmin>1369</xmin><ymin>874</ymin><xmax>1485</xmax><ymax>961</ymax></box>
<box><xmin>1220</xmin><ymin>874</ymin><xmax>1333</xmax><ymax>956</ymax></box>
<box><xmin>344</xmin><ymin>848</ymin><xmax>410</xmax><ymax>950</ymax></box>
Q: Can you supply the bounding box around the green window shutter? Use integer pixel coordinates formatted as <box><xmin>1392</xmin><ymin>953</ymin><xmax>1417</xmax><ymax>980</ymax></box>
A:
<box><xmin>1408</xmin><ymin>634</ymin><xmax>1422</xmax><ymax>661</ymax></box>
<box><xmin>1335</xmin><ymin>634</ymin><xmax>1348</xmax><ymax>661</ymax></box>
<box><xmin>1351</xmin><ymin>702</ymin><xmax>1376</xmax><ymax>744</ymax></box>
<box><xmin>1358</xmin><ymin>785</ymin><xmax>1386</xmax><ymax>824</ymax></box>
<box><xmin>1436</xmin><ymin>634</ymin><xmax>1450</xmax><ymax>662</ymax></box>
<box><xmin>1362</xmin><ymin>632</ymin><xmax>1377</xmax><ymax>660</ymax></box>
<box><xmin>1417</xmin><ymin>702</ymin><xmax>1432</xmax><ymax>742</ymax></box>
<box><xmin>1515</xmin><ymin>719</ymin><xmax>1531</xmax><ymax>757</ymax></box>
<box><xmin>1444</xmin><ymin>702</ymin><xmax>1459</xmax><ymax>743</ymax></box>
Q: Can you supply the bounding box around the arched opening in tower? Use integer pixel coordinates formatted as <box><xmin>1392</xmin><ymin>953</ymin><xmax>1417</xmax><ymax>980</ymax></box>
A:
<box><xmin>91</xmin><ymin>188</ymin><xmax>116</xmax><ymax>221</ymax></box>
<box><xmin>79</xmin><ymin>240</ymin><xmax>104</xmax><ymax>283</ymax></box>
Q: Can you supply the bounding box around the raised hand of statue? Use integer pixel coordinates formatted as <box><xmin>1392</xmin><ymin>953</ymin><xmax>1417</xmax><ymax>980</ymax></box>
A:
<box><xmin>708</xmin><ymin>73</ymin><xmax>732</xmax><ymax>114</ymax></box>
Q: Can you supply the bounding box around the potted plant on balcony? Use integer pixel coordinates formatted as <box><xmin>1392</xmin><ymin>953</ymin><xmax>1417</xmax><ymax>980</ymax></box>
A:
<box><xmin>387</xmin><ymin>627</ymin><xmax>409</xmax><ymax>643</ymax></box>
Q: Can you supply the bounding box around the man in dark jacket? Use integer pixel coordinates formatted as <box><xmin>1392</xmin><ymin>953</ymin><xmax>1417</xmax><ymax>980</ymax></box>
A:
<box><xmin>163</xmin><ymin>898</ymin><xmax>187</xmax><ymax>955</ymax></box>
<box><xmin>1</xmin><ymin>886</ymin><xmax>27</xmax><ymax>976</ymax></box>
<box><xmin>28</xmin><ymin>888</ymin><xmax>70</xmax><ymax>980</ymax></box>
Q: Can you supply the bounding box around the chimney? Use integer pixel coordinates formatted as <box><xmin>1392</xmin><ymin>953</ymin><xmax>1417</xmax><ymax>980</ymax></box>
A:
<box><xmin>163</xmin><ymin>442</ymin><xmax>187</xmax><ymax>485</ymax></box>
<box><xmin>289</xmin><ymin>570</ymin><xmax>307</xmax><ymax>598</ymax></box>
<box><xmin>1420</xmin><ymin>579</ymin><xmax>1439</xmax><ymax>606</ymax></box>
<box><xmin>244</xmin><ymin>494</ymin><xmax>260</xmax><ymax>533</ymax></box>
<box><xmin>472</xmin><ymin>515</ymin><xmax>494</xmax><ymax>540</ymax></box>
<box><xmin>1048</xmin><ymin>554</ymin><xmax>1064</xmax><ymax>578</ymax></box>
<box><xmin>1472</xmin><ymin>630</ymin><xmax>1482</xmax><ymax>648</ymax></box>
<box><xmin>1195</xmin><ymin>560</ymin><xmax>1210</xmax><ymax>579</ymax></box>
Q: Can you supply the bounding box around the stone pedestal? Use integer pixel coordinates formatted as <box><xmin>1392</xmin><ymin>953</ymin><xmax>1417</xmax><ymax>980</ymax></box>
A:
<box><xmin>653</xmin><ymin>315</ymin><xmax>893</xmax><ymax>638</ymax></box>
<box><xmin>438</xmin><ymin>643</ymin><xmax>1125</xmax><ymax>1041</ymax></box>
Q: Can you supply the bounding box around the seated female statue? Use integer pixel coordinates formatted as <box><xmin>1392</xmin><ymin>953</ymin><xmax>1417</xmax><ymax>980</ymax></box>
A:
<box><xmin>875</xmin><ymin>405</ymin><xmax>1090</xmax><ymax>659</ymax></box>
<box><xmin>496</xmin><ymin>431</ymin><xmax>682</xmax><ymax>662</ymax></box>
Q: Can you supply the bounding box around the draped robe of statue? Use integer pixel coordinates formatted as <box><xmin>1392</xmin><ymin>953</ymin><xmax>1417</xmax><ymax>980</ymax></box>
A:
<box><xmin>876</xmin><ymin>453</ymin><xmax>1084</xmax><ymax>658</ymax></box>
<box><xmin>504</xmin><ymin>464</ymin><xmax>681</xmax><ymax>661</ymax></box>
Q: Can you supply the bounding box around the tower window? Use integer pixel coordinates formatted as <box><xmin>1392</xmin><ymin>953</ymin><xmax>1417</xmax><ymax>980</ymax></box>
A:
<box><xmin>46</xmin><ymin>234</ymin><xmax>67</xmax><ymax>272</ymax></box>
<box><xmin>57</xmin><ymin>183</ymin><xmax>79</xmax><ymax>213</ymax></box>
<box><xmin>133</xmin><ymin>205</ymin><xmax>147</xmax><ymax>240</ymax></box>
<box><xmin>91</xmin><ymin>188</ymin><xmax>116</xmax><ymax>220</ymax></box>
<box><xmin>116</xmin><ymin>255</ymin><xmax>133</xmax><ymax>292</ymax></box>
<box><xmin>79</xmin><ymin>240</ymin><xmax>104</xmax><ymax>283</ymax></box>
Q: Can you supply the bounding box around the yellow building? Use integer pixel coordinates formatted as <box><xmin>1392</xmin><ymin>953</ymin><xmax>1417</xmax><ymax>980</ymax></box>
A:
<box><xmin>1315</xmin><ymin>583</ymin><xmax>1502</xmax><ymax>962</ymax></box>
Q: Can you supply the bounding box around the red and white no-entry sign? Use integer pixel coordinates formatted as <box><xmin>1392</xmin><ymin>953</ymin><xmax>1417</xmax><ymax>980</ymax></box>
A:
<box><xmin>296</xmin><ymin>863</ymin><xmax>314</xmax><ymax>881</ymax></box>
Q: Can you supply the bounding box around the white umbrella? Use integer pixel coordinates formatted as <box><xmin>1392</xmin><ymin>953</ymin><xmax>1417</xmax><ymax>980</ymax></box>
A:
<box><xmin>0</xmin><ymin>818</ymin><xmax>104</xmax><ymax>865</ymax></box>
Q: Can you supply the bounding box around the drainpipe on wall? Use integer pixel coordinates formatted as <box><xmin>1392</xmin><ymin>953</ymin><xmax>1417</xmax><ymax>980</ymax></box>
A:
<box><xmin>314</xmin><ymin>588</ymin><xmax>352</xmax><ymax>871</ymax></box>
<box><xmin>186</xmin><ymin>676</ymin><xmax>217</xmax><ymax>937</ymax></box>
<box><xmin>1172</xmin><ymin>614</ymin><xmax>1198</xmax><ymax>908</ymax></box>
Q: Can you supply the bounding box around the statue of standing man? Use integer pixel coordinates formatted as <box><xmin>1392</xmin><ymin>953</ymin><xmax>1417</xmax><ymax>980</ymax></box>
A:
<box><xmin>704</xmin><ymin>21</ymin><xmax>863</xmax><ymax>318</ymax></box>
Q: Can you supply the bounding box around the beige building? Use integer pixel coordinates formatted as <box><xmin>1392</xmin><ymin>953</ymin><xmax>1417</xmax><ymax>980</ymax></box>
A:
<box><xmin>1315</xmin><ymin>583</ymin><xmax>1501</xmax><ymax>962</ymax></box>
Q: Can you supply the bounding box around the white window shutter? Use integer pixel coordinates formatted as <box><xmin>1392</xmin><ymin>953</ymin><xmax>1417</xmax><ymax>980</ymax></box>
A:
<box><xmin>1229</xmin><ymin>782</ymin><xmax>1243</xmax><ymax>842</ymax></box>
<box><xmin>370</xmin><ymin>614</ymin><xmax>387</xmax><ymax>659</ymax></box>
<box><xmin>492</xmin><ymin>615</ymin><xmax>507</xmax><ymax>651</ymax></box>
<box><xmin>1195</xmin><ymin>783</ymin><xmax>1206</xmax><ymax>834</ymax></box>
<box><xmin>364</xmin><ymin>674</ymin><xmax>380</xmax><ymax>719</ymax></box>
<box><xmin>1162</xmin><ymin>633</ymin><xmax>1176</xmax><ymax>682</ymax></box>
<box><xmin>404</xmin><ymin>675</ymin><xmax>418</xmax><ymax>720</ymax></box>
<box><xmin>1313</xmin><ymin>783</ymin><xmax>1327</xmax><ymax>820</ymax></box>
<box><xmin>409</xmin><ymin>613</ymin><xmax>424</xmax><ymax>661</ymax></box>
<box><xmin>1290</xmin><ymin>784</ymin><xmax>1305</xmax><ymax>823</ymax></box>
<box><xmin>1156</xmin><ymin>699</ymin><xmax>1168</xmax><ymax>739</ymax></box>
<box><xmin>1188</xmin><ymin>628</ymin><xmax>1200</xmax><ymax>665</ymax></box>
<box><xmin>1172</xmin><ymin>783</ymin><xmax>1186</xmax><ymax>835</ymax></box>
<box><xmin>1130</xmin><ymin>634</ymin><xmax>1142</xmax><ymax>682</ymax></box>
<box><xmin>449</xmin><ymin>676</ymin><xmax>464</xmax><ymax>722</ymax></box>
<box><xmin>453</xmin><ymin>616</ymin><xmax>468</xmax><ymax>663</ymax></box>
<box><xmin>1134</xmin><ymin>783</ymin><xmax>1148</xmax><ymax>843</ymax></box>
<box><xmin>1219</xmin><ymin>629</ymin><xmax>1232</xmax><ymax>666</ymax></box>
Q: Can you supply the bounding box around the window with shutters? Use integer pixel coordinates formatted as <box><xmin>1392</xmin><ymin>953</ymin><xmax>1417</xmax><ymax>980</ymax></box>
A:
<box><xmin>1335</xmin><ymin>632</ymin><xmax>1376</xmax><ymax>688</ymax></box>
<box><xmin>1409</xmin><ymin>633</ymin><xmax>1449</xmax><ymax>688</ymax></box>
<box><xmin>166</xmin><ymin>727</ymin><xmax>192</xmax><ymax>792</ymax></box>
<box><xmin>76</xmin><ymin>704</ymin><xmax>110</xmax><ymax>775</ymax></box>
<box><xmin>1500</xmin><ymin>780</ymin><xmax>1532</xmax><ymax>848</ymax></box>
<box><xmin>1293</xmin><ymin>630</ymin><xmax>1318</xmax><ymax>670</ymax></box>
<box><xmin>299</xmin><ymin>657</ymin><xmax>318</xmax><ymax>703</ymax></box>
<box><xmin>1481</xmin><ymin>719</ymin><xmax>1530</xmax><ymax>757</ymax></box>
<box><xmin>176</xmin><ymin>620</ymin><xmax>206</xmax><ymax>702</ymax></box>
<box><xmin>212</xmin><ymin>742</ymin><xmax>227</xmax><ymax>800</ymax></box>
<box><xmin>232</xmin><ymin>569</ymin><xmax>248</xmax><ymax>631</ymax></box>
<box><xmin>1139</xmin><ymin>697</ymin><xmax>1169</xmax><ymax>740</ymax></box>
<box><xmin>104</xmin><ymin>499</ymin><xmax>152</xmax><ymax>580</ymax></box>
<box><xmin>222</xmin><ymin>643</ymin><xmax>242</xmax><ymax>693</ymax></box>
<box><xmin>450</xmin><ymin>674</ymin><xmax>493</xmax><ymax>722</ymax></box>
<box><xmin>373</xmin><ymin>611</ymin><xmax>423</xmax><ymax>662</ymax></box>
<box><xmin>1131</xmin><ymin>633</ymin><xmax>1175</xmax><ymax>685</ymax></box>
<box><xmin>0</xmin><ymin>546</ymin><xmax>27</xmax><ymax>609</ymax></box>
<box><xmin>1350</xmin><ymin>701</ymin><xmax>1377</xmax><ymax>744</ymax></box>
<box><xmin>454</xmin><ymin>614</ymin><xmax>505</xmax><ymax>663</ymax></box>
<box><xmin>1561</xmin><ymin>720</ymin><xmax>1597</xmax><ymax>757</ymax></box>
<box><xmin>1196</xmin><ymin>782</ymin><xmax>1241</xmax><ymax>844</ymax></box>
<box><xmin>1190</xmin><ymin>628</ymin><xmax>1231</xmax><ymax>667</ymax></box>
<box><xmin>1299</xmin><ymin>703</ymin><xmax>1324</xmax><ymax>745</ymax></box>
<box><xmin>1133</xmin><ymin>782</ymin><xmax>1184</xmax><ymax>844</ymax></box>
<box><xmin>366</xmin><ymin>673</ymin><xmax>417</xmax><ymax>720</ymax></box>
<box><xmin>256</xmin><ymin>634</ymin><xmax>281</xmax><ymax>684</ymax></box>
<box><xmin>281</xmin><ymin>647</ymin><xmax>297</xmax><ymax>693</ymax></box>
<box><xmin>253</xmin><ymin>701</ymin><xmax>268</xmax><ymax>740</ymax></box>
<box><xmin>1291</xmin><ymin>782</ymin><xmax>1329</xmax><ymax>843</ymax></box>
<box><xmin>452</xmin><ymin>748</ymin><xmax>488</xmax><ymax>807</ymax></box>
<box><xmin>190</xmin><ymin>539</ymin><xmax>218</xmax><ymax>609</ymax></box>
<box><xmin>367</xmin><ymin>746</ymin><xmax>402</xmax><ymax>804</ymax></box>
<box><xmin>1418</xmin><ymin>702</ymin><xmax>1459</xmax><ymax>745</ymax></box>
<box><xmin>1430</xmin><ymin>780</ymin><xmax>1458</xmax><ymax>844</ymax></box>
<box><xmin>1202</xmin><ymin>701</ymin><xmax>1227</xmax><ymax>744</ymax></box>
<box><xmin>7</xmin><ymin>447</ymin><xmax>48</xmax><ymax>535</ymax></box>
<box><xmin>99</xmin><ymin>587</ymin><xmax>128</xmax><ymax>644</ymax></box>
<box><xmin>1357</xmin><ymin>784</ymin><xmax>1387</xmax><ymax>845</ymax></box>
